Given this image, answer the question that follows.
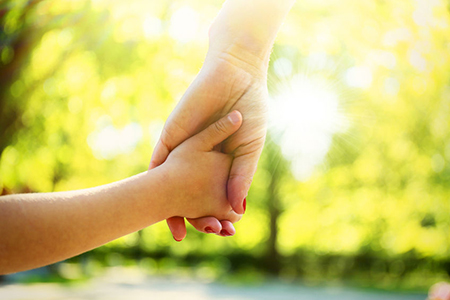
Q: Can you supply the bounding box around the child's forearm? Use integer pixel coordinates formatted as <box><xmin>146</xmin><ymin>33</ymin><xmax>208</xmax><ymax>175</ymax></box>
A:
<box><xmin>0</xmin><ymin>170</ymin><xmax>169</xmax><ymax>275</ymax></box>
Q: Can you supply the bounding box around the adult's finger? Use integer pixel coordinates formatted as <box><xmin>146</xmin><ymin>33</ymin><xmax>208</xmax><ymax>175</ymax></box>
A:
<box><xmin>190</xmin><ymin>111</ymin><xmax>242</xmax><ymax>151</ymax></box>
<box><xmin>187</xmin><ymin>209</ymin><xmax>241</xmax><ymax>235</ymax></box>
<box><xmin>218</xmin><ymin>220</ymin><xmax>236</xmax><ymax>237</ymax></box>
<box><xmin>186</xmin><ymin>217</ymin><xmax>222</xmax><ymax>234</ymax></box>
<box><xmin>227</xmin><ymin>149</ymin><xmax>264</xmax><ymax>214</ymax></box>
<box><xmin>186</xmin><ymin>219</ymin><xmax>237</xmax><ymax>238</ymax></box>
<box><xmin>166</xmin><ymin>217</ymin><xmax>186</xmax><ymax>242</ymax></box>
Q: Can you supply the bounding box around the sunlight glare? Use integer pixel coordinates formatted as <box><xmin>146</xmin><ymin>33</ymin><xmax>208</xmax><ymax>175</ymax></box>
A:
<box><xmin>273</xmin><ymin>57</ymin><xmax>293</xmax><ymax>78</ymax></box>
<box><xmin>270</xmin><ymin>75</ymin><xmax>347</xmax><ymax>181</ymax></box>
<box><xmin>345</xmin><ymin>66</ymin><xmax>372</xmax><ymax>89</ymax></box>
<box><xmin>169</xmin><ymin>6</ymin><xmax>200</xmax><ymax>43</ymax></box>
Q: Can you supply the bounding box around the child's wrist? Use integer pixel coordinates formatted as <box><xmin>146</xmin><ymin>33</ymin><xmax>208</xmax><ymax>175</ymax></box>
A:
<box><xmin>119</xmin><ymin>170</ymin><xmax>176</xmax><ymax>225</ymax></box>
<box><xmin>146</xmin><ymin>165</ymin><xmax>182</xmax><ymax>219</ymax></box>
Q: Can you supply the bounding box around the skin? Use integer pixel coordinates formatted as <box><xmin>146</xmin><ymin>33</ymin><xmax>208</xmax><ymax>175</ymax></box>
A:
<box><xmin>150</xmin><ymin>0</ymin><xmax>296</xmax><ymax>240</ymax></box>
<box><xmin>429</xmin><ymin>282</ymin><xmax>450</xmax><ymax>300</ymax></box>
<box><xmin>0</xmin><ymin>111</ymin><xmax>243</xmax><ymax>275</ymax></box>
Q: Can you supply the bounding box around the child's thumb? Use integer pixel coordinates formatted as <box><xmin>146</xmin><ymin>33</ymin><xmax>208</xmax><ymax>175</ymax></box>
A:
<box><xmin>193</xmin><ymin>111</ymin><xmax>242</xmax><ymax>151</ymax></box>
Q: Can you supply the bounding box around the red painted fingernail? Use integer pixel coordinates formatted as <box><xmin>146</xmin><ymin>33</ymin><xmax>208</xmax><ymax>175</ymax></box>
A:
<box><xmin>174</xmin><ymin>237</ymin><xmax>182</xmax><ymax>242</ymax></box>
<box><xmin>220</xmin><ymin>229</ymin><xmax>232</xmax><ymax>236</ymax></box>
<box><xmin>205</xmin><ymin>227</ymin><xmax>214</xmax><ymax>234</ymax></box>
<box><xmin>243</xmin><ymin>197</ymin><xmax>247</xmax><ymax>213</ymax></box>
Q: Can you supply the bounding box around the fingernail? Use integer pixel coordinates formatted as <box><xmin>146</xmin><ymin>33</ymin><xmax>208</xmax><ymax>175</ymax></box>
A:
<box><xmin>243</xmin><ymin>197</ymin><xmax>247</xmax><ymax>213</ymax></box>
<box><xmin>205</xmin><ymin>227</ymin><xmax>214</xmax><ymax>234</ymax></box>
<box><xmin>220</xmin><ymin>229</ymin><xmax>232</xmax><ymax>236</ymax></box>
<box><xmin>174</xmin><ymin>237</ymin><xmax>182</xmax><ymax>242</ymax></box>
<box><xmin>228</xmin><ymin>111</ymin><xmax>240</xmax><ymax>124</ymax></box>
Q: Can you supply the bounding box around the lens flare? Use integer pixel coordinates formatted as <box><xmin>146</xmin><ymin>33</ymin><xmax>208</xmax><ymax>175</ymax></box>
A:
<box><xmin>269</xmin><ymin>74</ymin><xmax>348</xmax><ymax>181</ymax></box>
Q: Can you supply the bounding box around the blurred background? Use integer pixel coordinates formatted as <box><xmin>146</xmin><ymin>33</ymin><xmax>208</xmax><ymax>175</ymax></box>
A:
<box><xmin>0</xmin><ymin>0</ymin><xmax>449</xmax><ymax>296</ymax></box>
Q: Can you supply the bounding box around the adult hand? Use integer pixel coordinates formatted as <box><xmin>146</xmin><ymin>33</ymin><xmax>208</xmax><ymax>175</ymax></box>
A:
<box><xmin>149</xmin><ymin>0</ymin><xmax>295</xmax><ymax>240</ymax></box>
<box><xmin>150</xmin><ymin>54</ymin><xmax>268</xmax><ymax>239</ymax></box>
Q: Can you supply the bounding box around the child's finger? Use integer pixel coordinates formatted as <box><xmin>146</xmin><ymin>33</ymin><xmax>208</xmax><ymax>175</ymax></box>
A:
<box><xmin>166</xmin><ymin>217</ymin><xmax>186</xmax><ymax>242</ymax></box>
<box><xmin>191</xmin><ymin>111</ymin><xmax>243</xmax><ymax>151</ymax></box>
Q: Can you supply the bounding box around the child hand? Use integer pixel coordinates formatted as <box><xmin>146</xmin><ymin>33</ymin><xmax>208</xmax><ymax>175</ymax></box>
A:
<box><xmin>160</xmin><ymin>111</ymin><xmax>243</xmax><ymax>223</ymax></box>
<box><xmin>0</xmin><ymin>110</ymin><xmax>243</xmax><ymax>272</ymax></box>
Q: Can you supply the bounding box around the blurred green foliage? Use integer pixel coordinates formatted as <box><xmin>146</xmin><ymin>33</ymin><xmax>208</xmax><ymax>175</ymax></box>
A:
<box><xmin>1</xmin><ymin>0</ymin><xmax>450</xmax><ymax>290</ymax></box>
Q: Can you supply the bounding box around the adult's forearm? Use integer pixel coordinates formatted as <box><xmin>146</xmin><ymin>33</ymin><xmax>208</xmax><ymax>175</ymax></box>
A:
<box><xmin>0</xmin><ymin>171</ymin><xmax>168</xmax><ymax>274</ymax></box>
<box><xmin>208</xmin><ymin>0</ymin><xmax>296</xmax><ymax>69</ymax></box>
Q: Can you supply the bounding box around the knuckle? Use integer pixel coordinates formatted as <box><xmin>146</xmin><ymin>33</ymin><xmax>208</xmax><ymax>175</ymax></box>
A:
<box><xmin>229</xmin><ymin>174</ymin><xmax>254</xmax><ymax>187</ymax></box>
<box><xmin>213</xmin><ymin>119</ymin><xmax>229</xmax><ymax>135</ymax></box>
<box><xmin>230</xmin><ymin>213</ymin><xmax>242</xmax><ymax>223</ymax></box>
<box><xmin>160</xmin><ymin>127</ymin><xmax>174</xmax><ymax>152</ymax></box>
<box><xmin>223</xmin><ymin>211</ymin><xmax>242</xmax><ymax>224</ymax></box>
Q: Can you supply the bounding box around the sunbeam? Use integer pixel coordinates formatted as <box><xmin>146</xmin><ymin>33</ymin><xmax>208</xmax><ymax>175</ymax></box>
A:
<box><xmin>269</xmin><ymin>71</ymin><xmax>349</xmax><ymax>181</ymax></box>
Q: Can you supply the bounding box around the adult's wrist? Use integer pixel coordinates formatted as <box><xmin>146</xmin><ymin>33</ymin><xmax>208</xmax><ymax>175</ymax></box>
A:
<box><xmin>208</xmin><ymin>0</ymin><xmax>295</xmax><ymax>69</ymax></box>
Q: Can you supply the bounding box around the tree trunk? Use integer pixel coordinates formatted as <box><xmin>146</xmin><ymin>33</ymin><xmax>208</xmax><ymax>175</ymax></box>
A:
<box><xmin>262</xmin><ymin>138</ymin><xmax>288</xmax><ymax>275</ymax></box>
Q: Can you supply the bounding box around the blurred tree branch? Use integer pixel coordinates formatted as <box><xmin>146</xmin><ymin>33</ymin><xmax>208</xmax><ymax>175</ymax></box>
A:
<box><xmin>0</xmin><ymin>0</ymin><xmax>44</xmax><ymax>158</ymax></box>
